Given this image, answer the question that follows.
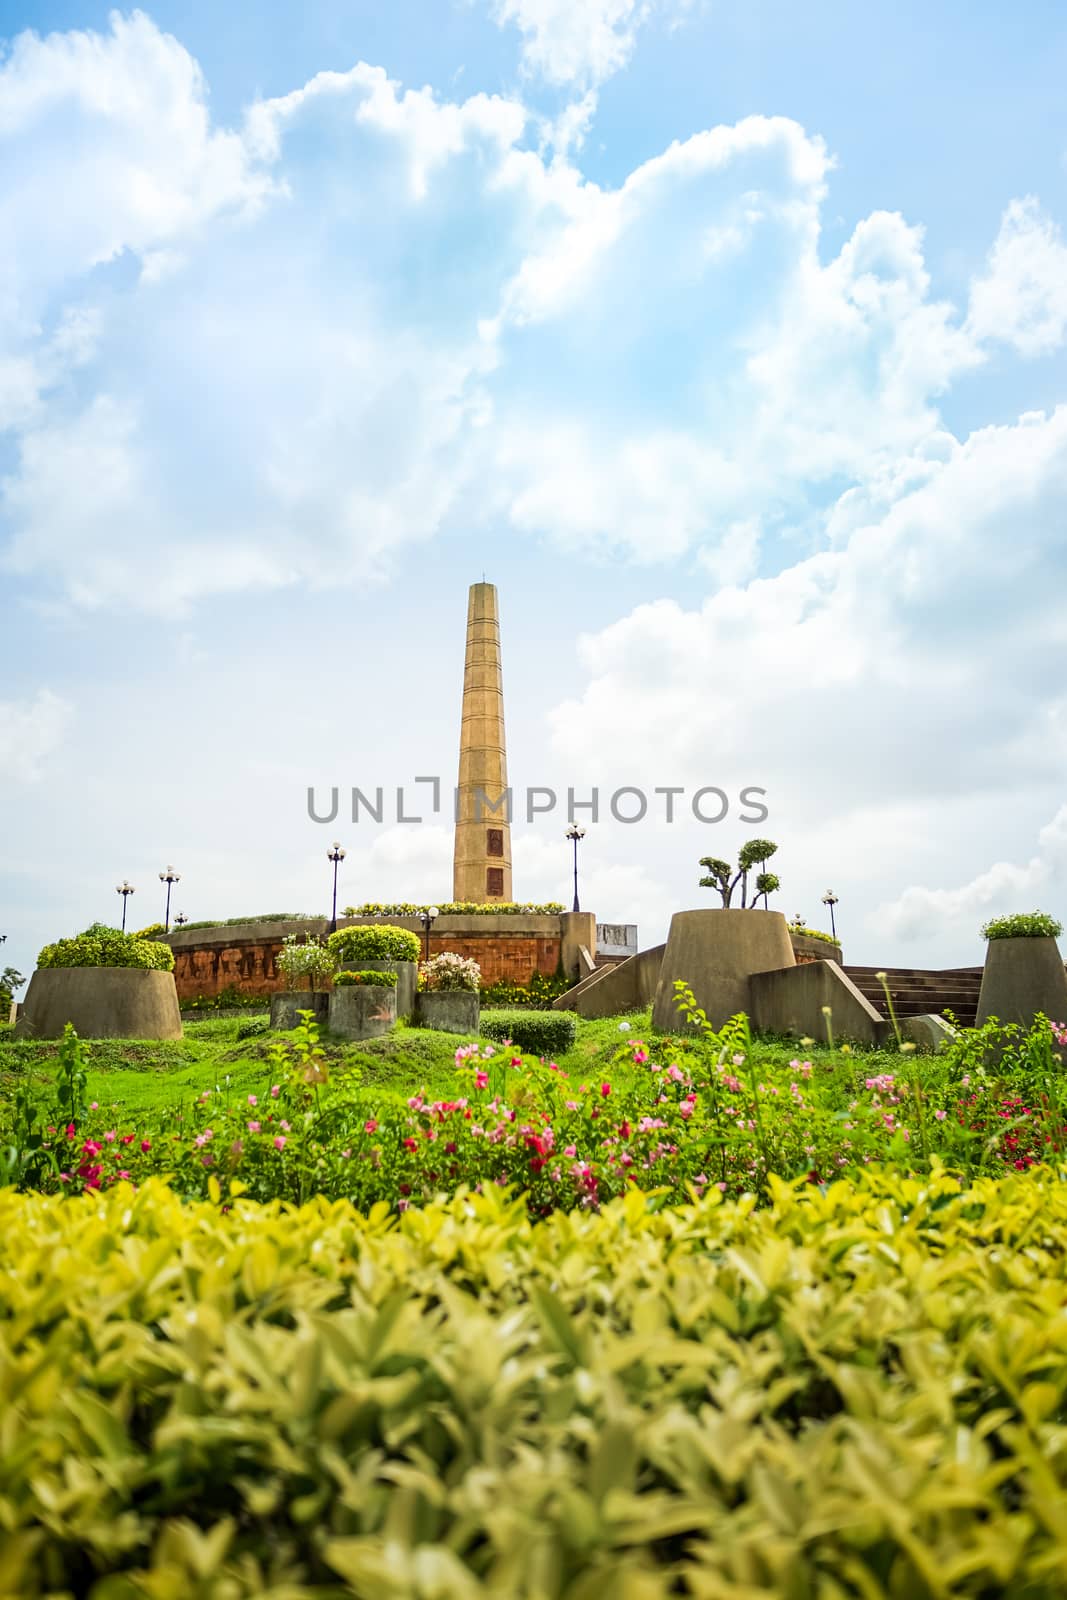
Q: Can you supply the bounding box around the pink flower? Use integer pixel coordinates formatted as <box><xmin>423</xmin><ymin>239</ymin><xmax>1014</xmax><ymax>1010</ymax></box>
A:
<box><xmin>247</xmin><ymin>1094</ymin><xmax>258</xmax><ymax>1107</ymax></box>
<box><xmin>90</xmin><ymin>1101</ymin><xmax>98</xmax><ymax>1110</ymax></box>
<box><xmin>140</xmin><ymin>1139</ymin><xmax>151</xmax><ymax>1152</ymax></box>
<box><xmin>600</xmin><ymin>1082</ymin><xmax>611</xmax><ymax>1099</ymax></box>
<box><xmin>270</xmin><ymin>1085</ymin><xmax>280</xmax><ymax>1098</ymax></box>
<box><xmin>475</xmin><ymin>1071</ymin><xmax>489</xmax><ymax>1089</ymax></box>
<box><xmin>934</xmin><ymin>1109</ymin><xmax>947</xmax><ymax>1121</ymax></box>
<box><xmin>248</xmin><ymin>1121</ymin><xmax>261</xmax><ymax>1134</ymax></box>
<box><xmin>121</xmin><ymin>1133</ymin><xmax>135</xmax><ymax>1146</ymax></box>
<box><xmin>564</xmin><ymin>1144</ymin><xmax>577</xmax><ymax>1157</ymax></box>
<box><xmin>104</xmin><ymin>1130</ymin><xmax>117</xmax><ymax>1143</ymax></box>
<box><xmin>116</xmin><ymin>1169</ymin><xmax>131</xmax><ymax>1180</ymax></box>
<box><xmin>280</xmin><ymin>1120</ymin><xmax>291</xmax><ymax>1132</ymax></box>
<box><xmin>273</xmin><ymin>1135</ymin><xmax>286</xmax><ymax>1151</ymax></box>
<box><xmin>364</xmin><ymin>1119</ymin><xmax>378</xmax><ymax>1134</ymax></box>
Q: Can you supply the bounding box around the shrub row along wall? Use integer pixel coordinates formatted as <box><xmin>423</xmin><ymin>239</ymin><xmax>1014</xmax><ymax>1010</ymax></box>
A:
<box><xmin>164</xmin><ymin>913</ymin><xmax>575</xmax><ymax>1002</ymax></box>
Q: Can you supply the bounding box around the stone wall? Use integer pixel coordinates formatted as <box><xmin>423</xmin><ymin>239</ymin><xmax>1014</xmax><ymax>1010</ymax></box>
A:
<box><xmin>164</xmin><ymin>914</ymin><xmax>565</xmax><ymax>1004</ymax></box>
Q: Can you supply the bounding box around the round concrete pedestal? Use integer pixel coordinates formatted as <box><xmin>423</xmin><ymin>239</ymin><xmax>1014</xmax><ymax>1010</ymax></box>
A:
<box><xmin>16</xmin><ymin>968</ymin><xmax>182</xmax><ymax>1040</ymax></box>
<box><xmin>328</xmin><ymin>985</ymin><xmax>396</xmax><ymax>1041</ymax></box>
<box><xmin>651</xmin><ymin>909</ymin><xmax>796</xmax><ymax>1033</ymax></box>
<box><xmin>415</xmin><ymin>991</ymin><xmax>480</xmax><ymax>1035</ymax></box>
<box><xmin>976</xmin><ymin>937</ymin><xmax>1067</xmax><ymax>1031</ymax></box>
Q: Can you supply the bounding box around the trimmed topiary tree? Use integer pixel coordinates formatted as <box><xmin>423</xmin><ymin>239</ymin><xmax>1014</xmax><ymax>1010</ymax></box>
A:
<box><xmin>37</xmin><ymin>924</ymin><xmax>174</xmax><ymax>972</ymax></box>
<box><xmin>327</xmin><ymin>924</ymin><xmax>421</xmax><ymax>964</ymax></box>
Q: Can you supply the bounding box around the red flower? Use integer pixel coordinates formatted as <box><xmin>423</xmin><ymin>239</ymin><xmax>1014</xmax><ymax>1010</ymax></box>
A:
<box><xmin>403</xmin><ymin>1138</ymin><xmax>418</xmax><ymax>1151</ymax></box>
<box><xmin>600</xmin><ymin>1082</ymin><xmax>611</xmax><ymax>1098</ymax></box>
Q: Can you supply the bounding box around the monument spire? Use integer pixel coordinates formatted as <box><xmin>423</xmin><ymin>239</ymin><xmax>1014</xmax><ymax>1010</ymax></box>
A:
<box><xmin>453</xmin><ymin>581</ymin><xmax>513</xmax><ymax>903</ymax></box>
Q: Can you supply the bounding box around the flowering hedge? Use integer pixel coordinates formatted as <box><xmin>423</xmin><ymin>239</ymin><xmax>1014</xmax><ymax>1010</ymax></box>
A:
<box><xmin>981</xmin><ymin>909</ymin><xmax>1064</xmax><ymax>939</ymax></box>
<box><xmin>9</xmin><ymin>1006</ymin><xmax>1067</xmax><ymax>1213</ymax></box>
<box><xmin>418</xmin><ymin>952</ymin><xmax>481</xmax><ymax>992</ymax></box>
<box><xmin>344</xmin><ymin>901</ymin><xmax>566</xmax><ymax>916</ymax></box>
<box><xmin>3</xmin><ymin>1169</ymin><xmax>1067</xmax><ymax>1596</ymax></box>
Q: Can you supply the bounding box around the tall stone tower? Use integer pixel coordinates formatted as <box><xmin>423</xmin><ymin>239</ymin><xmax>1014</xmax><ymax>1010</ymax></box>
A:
<box><xmin>453</xmin><ymin>581</ymin><xmax>513</xmax><ymax>903</ymax></box>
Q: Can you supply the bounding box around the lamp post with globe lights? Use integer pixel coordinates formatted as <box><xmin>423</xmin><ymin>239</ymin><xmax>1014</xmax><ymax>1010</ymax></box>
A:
<box><xmin>418</xmin><ymin>906</ymin><xmax>439</xmax><ymax>965</ymax></box>
<box><xmin>822</xmin><ymin>890</ymin><xmax>839</xmax><ymax>944</ymax></box>
<box><xmin>327</xmin><ymin>842</ymin><xmax>346</xmax><ymax>934</ymax></box>
<box><xmin>159</xmin><ymin>866</ymin><xmax>180</xmax><ymax>933</ymax></box>
<box><xmin>566</xmin><ymin>824</ymin><xmax>586</xmax><ymax>914</ymax></box>
<box><xmin>115</xmin><ymin>880</ymin><xmax>135</xmax><ymax>933</ymax></box>
<box><xmin>174</xmin><ymin>912</ymin><xmax>188</xmax><ymax>930</ymax></box>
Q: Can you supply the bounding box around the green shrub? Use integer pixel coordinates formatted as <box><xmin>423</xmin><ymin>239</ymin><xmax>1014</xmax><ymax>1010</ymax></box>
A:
<box><xmin>235</xmin><ymin>1017</ymin><xmax>269</xmax><ymax>1041</ymax></box>
<box><xmin>481</xmin><ymin>1007</ymin><xmax>577</xmax><ymax>1055</ymax></box>
<box><xmin>328</xmin><ymin>923</ymin><xmax>421</xmax><ymax>963</ymax></box>
<box><xmin>481</xmin><ymin>971</ymin><xmax>573</xmax><ymax>1008</ymax></box>
<box><xmin>132</xmin><ymin>922</ymin><xmax>166</xmax><ymax>940</ymax></box>
<box><xmin>4</xmin><ymin>1172</ymin><xmax>1067</xmax><ymax>1597</ymax></box>
<box><xmin>181</xmin><ymin>987</ymin><xmax>268</xmax><ymax>1012</ymax></box>
<box><xmin>981</xmin><ymin>909</ymin><xmax>1064</xmax><ymax>939</ymax></box>
<box><xmin>37</xmin><ymin>924</ymin><xmax>175</xmax><ymax>973</ymax></box>
<box><xmin>334</xmin><ymin>968</ymin><xmax>398</xmax><ymax>987</ymax></box>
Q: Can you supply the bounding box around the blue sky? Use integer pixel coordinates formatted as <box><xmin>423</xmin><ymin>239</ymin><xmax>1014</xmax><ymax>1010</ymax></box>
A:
<box><xmin>1</xmin><ymin>0</ymin><xmax>1066</xmax><ymax>986</ymax></box>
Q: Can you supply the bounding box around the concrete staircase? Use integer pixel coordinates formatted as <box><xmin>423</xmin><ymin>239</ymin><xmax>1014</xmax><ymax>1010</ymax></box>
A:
<box><xmin>844</xmin><ymin>966</ymin><xmax>983</xmax><ymax>1029</ymax></box>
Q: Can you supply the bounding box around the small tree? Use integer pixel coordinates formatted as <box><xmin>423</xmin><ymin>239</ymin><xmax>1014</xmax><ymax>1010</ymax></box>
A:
<box><xmin>699</xmin><ymin>840</ymin><xmax>780</xmax><ymax>908</ymax></box>
<box><xmin>0</xmin><ymin>966</ymin><xmax>25</xmax><ymax>1011</ymax></box>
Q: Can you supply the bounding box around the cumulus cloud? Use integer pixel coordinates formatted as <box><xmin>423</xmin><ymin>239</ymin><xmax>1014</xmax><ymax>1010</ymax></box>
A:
<box><xmin>880</xmin><ymin>806</ymin><xmax>1067</xmax><ymax>940</ymax></box>
<box><xmin>967</xmin><ymin>197</ymin><xmax>1067</xmax><ymax>357</ymax></box>
<box><xmin>2</xmin><ymin>15</ymin><xmax>1066</xmax><ymax>612</ymax></box>
<box><xmin>487</xmin><ymin>0</ymin><xmax>683</xmax><ymax>88</ymax></box>
<box><xmin>0</xmin><ymin>690</ymin><xmax>72</xmax><ymax>781</ymax></box>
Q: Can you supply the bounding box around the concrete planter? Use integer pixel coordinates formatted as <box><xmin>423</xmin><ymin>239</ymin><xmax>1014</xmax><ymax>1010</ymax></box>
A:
<box><xmin>328</xmin><ymin>985</ymin><xmax>396</xmax><ymax>1041</ymax></box>
<box><xmin>976</xmin><ymin>937</ymin><xmax>1067</xmax><ymax>1031</ymax></box>
<box><xmin>347</xmin><ymin>960</ymin><xmax>417</xmax><ymax>1020</ymax></box>
<box><xmin>415</xmin><ymin>990</ymin><xmax>480</xmax><ymax>1035</ymax></box>
<box><xmin>651</xmin><ymin>908</ymin><xmax>796</xmax><ymax>1033</ymax></box>
<box><xmin>270</xmin><ymin>991</ymin><xmax>330</xmax><ymax>1030</ymax></box>
<box><xmin>15</xmin><ymin>967</ymin><xmax>182</xmax><ymax>1041</ymax></box>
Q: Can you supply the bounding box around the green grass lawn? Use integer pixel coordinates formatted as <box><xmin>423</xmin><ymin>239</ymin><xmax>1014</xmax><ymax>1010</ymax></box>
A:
<box><xmin>0</xmin><ymin>1004</ymin><xmax>902</xmax><ymax>1121</ymax></box>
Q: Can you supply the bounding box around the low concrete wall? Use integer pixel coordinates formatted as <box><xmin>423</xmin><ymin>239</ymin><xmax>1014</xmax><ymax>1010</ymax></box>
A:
<box><xmin>16</xmin><ymin>968</ymin><xmax>182</xmax><ymax>1041</ymax></box>
<box><xmin>790</xmin><ymin>932</ymin><xmax>844</xmax><ymax>966</ymax></box>
<box><xmin>560</xmin><ymin>912</ymin><xmax>596</xmax><ymax>980</ymax></box>
<box><xmin>976</xmin><ymin>937</ymin><xmax>1067</xmax><ymax>1030</ymax></box>
<box><xmin>652</xmin><ymin>909</ymin><xmax>796</xmax><ymax>1032</ymax></box>
<box><xmin>749</xmin><ymin>960</ymin><xmax>883</xmax><ymax>1046</ymax></box>
<box><xmin>554</xmin><ymin>945</ymin><xmax>665</xmax><ymax>1019</ymax></box>
<box><xmin>164</xmin><ymin>914</ymin><xmax>564</xmax><ymax>1001</ymax></box>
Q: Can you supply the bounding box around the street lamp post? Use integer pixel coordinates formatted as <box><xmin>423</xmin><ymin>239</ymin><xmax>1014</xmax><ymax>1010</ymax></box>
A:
<box><xmin>418</xmin><ymin>906</ymin><xmax>439</xmax><ymax>965</ymax></box>
<box><xmin>159</xmin><ymin>866</ymin><xmax>181</xmax><ymax>933</ymax></box>
<box><xmin>565</xmin><ymin>824</ymin><xmax>586</xmax><ymax>914</ymax></box>
<box><xmin>174</xmin><ymin>912</ymin><xmax>188</xmax><ymax>929</ymax></box>
<box><xmin>115</xmin><ymin>880</ymin><xmax>136</xmax><ymax>933</ymax></box>
<box><xmin>327</xmin><ymin>842</ymin><xmax>346</xmax><ymax>934</ymax></box>
<box><xmin>821</xmin><ymin>890</ymin><xmax>839</xmax><ymax>943</ymax></box>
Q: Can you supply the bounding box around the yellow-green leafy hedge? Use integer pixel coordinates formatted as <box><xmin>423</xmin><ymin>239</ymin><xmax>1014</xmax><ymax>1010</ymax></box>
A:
<box><xmin>3</xmin><ymin>1169</ymin><xmax>1067</xmax><ymax>1597</ymax></box>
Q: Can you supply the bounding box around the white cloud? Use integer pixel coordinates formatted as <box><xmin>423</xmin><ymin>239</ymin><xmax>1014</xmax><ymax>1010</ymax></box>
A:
<box><xmin>544</xmin><ymin>405</ymin><xmax>1067</xmax><ymax>960</ymax></box>
<box><xmin>967</xmin><ymin>197</ymin><xmax>1067</xmax><ymax>357</ymax></box>
<box><xmin>488</xmin><ymin>0</ymin><xmax>676</xmax><ymax>87</ymax></box>
<box><xmin>880</xmin><ymin>806</ymin><xmax>1067</xmax><ymax>940</ymax></box>
<box><xmin>0</xmin><ymin>689</ymin><xmax>72</xmax><ymax>781</ymax></box>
